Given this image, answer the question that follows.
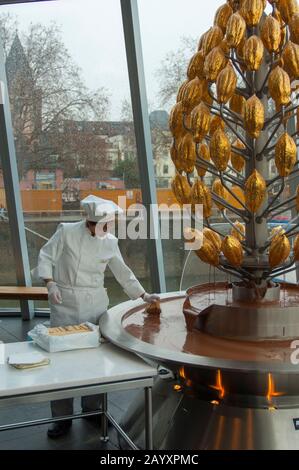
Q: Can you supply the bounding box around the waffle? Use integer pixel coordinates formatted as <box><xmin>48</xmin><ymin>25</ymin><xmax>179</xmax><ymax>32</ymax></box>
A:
<box><xmin>48</xmin><ymin>324</ymin><xmax>92</xmax><ymax>336</ymax></box>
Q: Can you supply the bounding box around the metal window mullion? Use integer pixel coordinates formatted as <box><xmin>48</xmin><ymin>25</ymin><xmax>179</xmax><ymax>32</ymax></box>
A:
<box><xmin>120</xmin><ymin>0</ymin><xmax>166</xmax><ymax>293</ymax></box>
<box><xmin>0</xmin><ymin>36</ymin><xmax>34</xmax><ymax>319</ymax></box>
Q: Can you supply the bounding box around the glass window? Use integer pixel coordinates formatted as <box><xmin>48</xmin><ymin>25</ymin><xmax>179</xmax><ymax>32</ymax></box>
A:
<box><xmin>1</xmin><ymin>0</ymin><xmax>152</xmax><ymax>310</ymax></box>
<box><xmin>0</xmin><ymin>168</ymin><xmax>18</xmax><ymax>309</ymax></box>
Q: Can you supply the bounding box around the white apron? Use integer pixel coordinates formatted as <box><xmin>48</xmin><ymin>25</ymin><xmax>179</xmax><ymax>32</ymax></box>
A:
<box><xmin>33</xmin><ymin>220</ymin><xmax>145</xmax><ymax>327</ymax></box>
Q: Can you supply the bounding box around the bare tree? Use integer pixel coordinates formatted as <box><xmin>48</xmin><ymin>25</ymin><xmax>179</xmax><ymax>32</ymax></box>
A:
<box><xmin>155</xmin><ymin>36</ymin><xmax>197</xmax><ymax>108</ymax></box>
<box><xmin>1</xmin><ymin>14</ymin><xmax>110</xmax><ymax>177</ymax></box>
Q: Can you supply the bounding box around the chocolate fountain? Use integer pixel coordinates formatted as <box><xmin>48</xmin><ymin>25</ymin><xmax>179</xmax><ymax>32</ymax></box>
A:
<box><xmin>100</xmin><ymin>0</ymin><xmax>299</xmax><ymax>449</ymax></box>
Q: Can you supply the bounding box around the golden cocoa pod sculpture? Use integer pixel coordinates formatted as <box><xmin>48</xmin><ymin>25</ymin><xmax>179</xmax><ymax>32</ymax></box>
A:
<box><xmin>245</xmin><ymin>169</ymin><xmax>266</xmax><ymax>213</ymax></box>
<box><xmin>203</xmin><ymin>227</ymin><xmax>222</xmax><ymax>252</ymax></box>
<box><xmin>293</xmin><ymin>234</ymin><xmax>299</xmax><ymax>261</ymax></box>
<box><xmin>244</xmin><ymin>95</ymin><xmax>265</xmax><ymax>138</ymax></box>
<box><xmin>190</xmin><ymin>179</ymin><xmax>212</xmax><ymax>218</ymax></box>
<box><xmin>269</xmin><ymin>234</ymin><xmax>291</xmax><ymax>268</ymax></box>
<box><xmin>196</xmin><ymin>238</ymin><xmax>219</xmax><ymax>266</ymax></box>
<box><xmin>187</xmin><ymin>51</ymin><xmax>205</xmax><ymax>80</ymax></box>
<box><xmin>282</xmin><ymin>41</ymin><xmax>299</xmax><ymax>78</ymax></box>
<box><xmin>171</xmin><ymin>174</ymin><xmax>191</xmax><ymax>205</ymax></box>
<box><xmin>204</xmin><ymin>46</ymin><xmax>228</xmax><ymax>82</ymax></box>
<box><xmin>240</xmin><ymin>0</ymin><xmax>264</xmax><ymax>27</ymax></box>
<box><xmin>225</xmin><ymin>12</ymin><xmax>246</xmax><ymax>48</ymax></box>
<box><xmin>210</xmin><ymin>128</ymin><xmax>231</xmax><ymax>171</ymax></box>
<box><xmin>230</xmin><ymin>221</ymin><xmax>245</xmax><ymax>241</ymax></box>
<box><xmin>202</xmin><ymin>26</ymin><xmax>224</xmax><ymax>55</ymax></box>
<box><xmin>214</xmin><ymin>3</ymin><xmax>233</xmax><ymax>32</ymax></box>
<box><xmin>178</xmin><ymin>133</ymin><xmax>196</xmax><ymax>173</ymax></box>
<box><xmin>170</xmin><ymin>141</ymin><xmax>183</xmax><ymax>172</ymax></box>
<box><xmin>289</xmin><ymin>12</ymin><xmax>299</xmax><ymax>44</ymax></box>
<box><xmin>222</xmin><ymin>235</ymin><xmax>243</xmax><ymax>267</ymax></box>
<box><xmin>209</xmin><ymin>115</ymin><xmax>225</xmax><ymax>135</ymax></box>
<box><xmin>212</xmin><ymin>178</ymin><xmax>228</xmax><ymax>210</ymax></box>
<box><xmin>271</xmin><ymin>225</ymin><xmax>286</xmax><ymax>242</ymax></box>
<box><xmin>190</xmin><ymin>102</ymin><xmax>211</xmax><ymax>143</ymax></box>
<box><xmin>278</xmin><ymin>0</ymin><xmax>299</xmax><ymax>24</ymax></box>
<box><xmin>260</xmin><ymin>15</ymin><xmax>282</xmax><ymax>52</ymax></box>
<box><xmin>244</xmin><ymin>35</ymin><xmax>264</xmax><ymax>71</ymax></box>
<box><xmin>229</xmin><ymin>93</ymin><xmax>246</xmax><ymax>115</ymax></box>
<box><xmin>273</xmin><ymin>8</ymin><xmax>286</xmax><ymax>49</ymax></box>
<box><xmin>169</xmin><ymin>102</ymin><xmax>185</xmax><ymax>139</ymax></box>
<box><xmin>216</xmin><ymin>64</ymin><xmax>237</xmax><ymax>103</ymax></box>
<box><xmin>275</xmin><ymin>132</ymin><xmax>297</xmax><ymax>177</ymax></box>
<box><xmin>231</xmin><ymin>139</ymin><xmax>246</xmax><ymax>172</ymax></box>
<box><xmin>176</xmin><ymin>79</ymin><xmax>189</xmax><ymax>102</ymax></box>
<box><xmin>196</xmin><ymin>143</ymin><xmax>210</xmax><ymax>177</ymax></box>
<box><xmin>268</xmin><ymin>66</ymin><xmax>291</xmax><ymax>107</ymax></box>
<box><xmin>181</xmin><ymin>77</ymin><xmax>204</xmax><ymax>113</ymax></box>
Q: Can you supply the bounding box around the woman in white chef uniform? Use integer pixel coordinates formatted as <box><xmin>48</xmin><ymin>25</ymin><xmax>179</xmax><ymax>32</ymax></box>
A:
<box><xmin>35</xmin><ymin>195</ymin><xmax>160</xmax><ymax>438</ymax></box>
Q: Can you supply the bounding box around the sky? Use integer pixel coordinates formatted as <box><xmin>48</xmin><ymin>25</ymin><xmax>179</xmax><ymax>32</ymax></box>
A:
<box><xmin>1</xmin><ymin>0</ymin><xmax>225</xmax><ymax>119</ymax></box>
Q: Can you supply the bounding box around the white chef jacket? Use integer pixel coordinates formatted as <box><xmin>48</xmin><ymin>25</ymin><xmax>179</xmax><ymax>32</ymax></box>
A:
<box><xmin>35</xmin><ymin>220</ymin><xmax>145</xmax><ymax>326</ymax></box>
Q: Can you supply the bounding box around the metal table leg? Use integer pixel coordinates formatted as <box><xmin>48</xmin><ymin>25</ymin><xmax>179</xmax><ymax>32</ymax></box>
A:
<box><xmin>100</xmin><ymin>392</ymin><xmax>109</xmax><ymax>442</ymax></box>
<box><xmin>144</xmin><ymin>386</ymin><xmax>153</xmax><ymax>450</ymax></box>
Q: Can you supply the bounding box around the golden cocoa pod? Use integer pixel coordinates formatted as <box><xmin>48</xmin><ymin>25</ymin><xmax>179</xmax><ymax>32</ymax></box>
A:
<box><xmin>216</xmin><ymin>63</ymin><xmax>237</xmax><ymax>103</ymax></box>
<box><xmin>293</xmin><ymin>234</ymin><xmax>299</xmax><ymax>261</ymax></box>
<box><xmin>171</xmin><ymin>174</ymin><xmax>191</xmax><ymax>205</ymax></box>
<box><xmin>269</xmin><ymin>234</ymin><xmax>291</xmax><ymax>268</ymax></box>
<box><xmin>212</xmin><ymin>178</ymin><xmax>229</xmax><ymax>210</ymax></box>
<box><xmin>202</xmin><ymin>26</ymin><xmax>224</xmax><ymax>55</ymax></box>
<box><xmin>203</xmin><ymin>227</ymin><xmax>222</xmax><ymax>252</ymax></box>
<box><xmin>231</xmin><ymin>139</ymin><xmax>246</xmax><ymax>172</ymax></box>
<box><xmin>198</xmin><ymin>32</ymin><xmax>207</xmax><ymax>51</ymax></box>
<box><xmin>275</xmin><ymin>132</ymin><xmax>297</xmax><ymax>176</ymax></box>
<box><xmin>268</xmin><ymin>66</ymin><xmax>291</xmax><ymax>107</ymax></box>
<box><xmin>271</xmin><ymin>225</ymin><xmax>285</xmax><ymax>242</ymax></box>
<box><xmin>244</xmin><ymin>94</ymin><xmax>265</xmax><ymax>138</ymax></box>
<box><xmin>214</xmin><ymin>3</ymin><xmax>233</xmax><ymax>32</ymax></box>
<box><xmin>260</xmin><ymin>15</ymin><xmax>282</xmax><ymax>52</ymax></box>
<box><xmin>170</xmin><ymin>141</ymin><xmax>182</xmax><ymax>172</ymax></box>
<box><xmin>210</xmin><ymin>128</ymin><xmax>231</xmax><ymax>171</ymax></box>
<box><xmin>240</xmin><ymin>0</ymin><xmax>264</xmax><ymax>27</ymax></box>
<box><xmin>196</xmin><ymin>238</ymin><xmax>220</xmax><ymax>266</ymax></box>
<box><xmin>273</xmin><ymin>8</ymin><xmax>286</xmax><ymax>49</ymax></box>
<box><xmin>289</xmin><ymin>12</ymin><xmax>299</xmax><ymax>44</ymax></box>
<box><xmin>196</xmin><ymin>143</ymin><xmax>210</xmax><ymax>177</ymax></box>
<box><xmin>190</xmin><ymin>179</ymin><xmax>212</xmax><ymax>218</ymax></box>
<box><xmin>278</xmin><ymin>0</ymin><xmax>299</xmax><ymax>24</ymax></box>
<box><xmin>244</xmin><ymin>35</ymin><xmax>264</xmax><ymax>71</ymax></box>
<box><xmin>229</xmin><ymin>93</ymin><xmax>246</xmax><ymax>115</ymax></box>
<box><xmin>181</xmin><ymin>77</ymin><xmax>204</xmax><ymax>113</ymax></box>
<box><xmin>204</xmin><ymin>46</ymin><xmax>228</xmax><ymax>82</ymax></box>
<box><xmin>177</xmin><ymin>133</ymin><xmax>196</xmax><ymax>173</ymax></box>
<box><xmin>209</xmin><ymin>115</ymin><xmax>226</xmax><ymax>135</ymax></box>
<box><xmin>245</xmin><ymin>169</ymin><xmax>266</xmax><ymax>213</ymax></box>
<box><xmin>221</xmin><ymin>235</ymin><xmax>243</xmax><ymax>267</ymax></box>
<box><xmin>169</xmin><ymin>102</ymin><xmax>185</xmax><ymax>139</ymax></box>
<box><xmin>190</xmin><ymin>102</ymin><xmax>211</xmax><ymax>143</ymax></box>
<box><xmin>282</xmin><ymin>41</ymin><xmax>299</xmax><ymax>78</ymax></box>
<box><xmin>225</xmin><ymin>12</ymin><xmax>246</xmax><ymax>48</ymax></box>
<box><xmin>236</xmin><ymin>36</ymin><xmax>246</xmax><ymax>62</ymax></box>
<box><xmin>187</xmin><ymin>51</ymin><xmax>205</xmax><ymax>80</ymax></box>
<box><xmin>230</xmin><ymin>221</ymin><xmax>245</xmax><ymax>241</ymax></box>
<box><xmin>201</xmin><ymin>79</ymin><xmax>214</xmax><ymax>106</ymax></box>
<box><xmin>176</xmin><ymin>79</ymin><xmax>189</xmax><ymax>102</ymax></box>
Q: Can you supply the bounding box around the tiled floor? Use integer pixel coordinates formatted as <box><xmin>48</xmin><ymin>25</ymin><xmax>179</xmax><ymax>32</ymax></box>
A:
<box><xmin>0</xmin><ymin>316</ymin><xmax>140</xmax><ymax>450</ymax></box>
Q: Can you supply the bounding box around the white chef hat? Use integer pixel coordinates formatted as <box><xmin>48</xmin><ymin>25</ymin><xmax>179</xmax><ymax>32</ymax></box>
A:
<box><xmin>80</xmin><ymin>195</ymin><xmax>123</xmax><ymax>223</ymax></box>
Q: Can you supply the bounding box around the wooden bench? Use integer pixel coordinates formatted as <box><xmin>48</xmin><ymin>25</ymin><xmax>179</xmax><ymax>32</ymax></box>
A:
<box><xmin>0</xmin><ymin>286</ymin><xmax>48</xmax><ymax>301</ymax></box>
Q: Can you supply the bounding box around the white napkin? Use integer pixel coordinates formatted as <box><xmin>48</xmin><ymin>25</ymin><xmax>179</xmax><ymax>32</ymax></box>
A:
<box><xmin>8</xmin><ymin>352</ymin><xmax>48</xmax><ymax>365</ymax></box>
